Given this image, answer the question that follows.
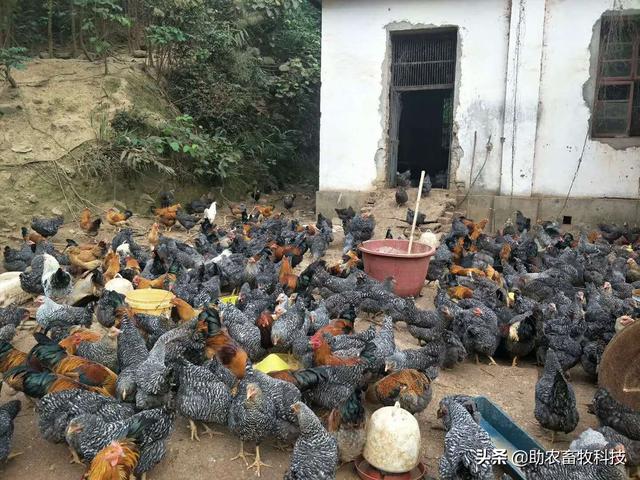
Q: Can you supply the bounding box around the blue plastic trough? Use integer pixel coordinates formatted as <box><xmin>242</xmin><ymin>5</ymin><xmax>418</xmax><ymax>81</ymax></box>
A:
<box><xmin>475</xmin><ymin>396</ymin><xmax>546</xmax><ymax>480</ymax></box>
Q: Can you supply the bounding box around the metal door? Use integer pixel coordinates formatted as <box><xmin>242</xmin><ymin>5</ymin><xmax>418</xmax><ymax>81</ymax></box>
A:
<box><xmin>387</xmin><ymin>90</ymin><xmax>402</xmax><ymax>185</ymax></box>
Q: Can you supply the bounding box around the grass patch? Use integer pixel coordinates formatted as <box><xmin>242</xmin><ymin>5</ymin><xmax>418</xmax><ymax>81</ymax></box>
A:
<box><xmin>103</xmin><ymin>77</ymin><xmax>122</xmax><ymax>95</ymax></box>
<box><xmin>125</xmin><ymin>74</ymin><xmax>175</xmax><ymax>120</ymax></box>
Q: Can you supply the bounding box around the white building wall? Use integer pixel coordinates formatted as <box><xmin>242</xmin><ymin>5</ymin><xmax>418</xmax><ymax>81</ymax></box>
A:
<box><xmin>320</xmin><ymin>0</ymin><xmax>640</xmax><ymax>199</ymax></box>
<box><xmin>533</xmin><ymin>0</ymin><xmax>640</xmax><ymax>198</ymax></box>
<box><xmin>319</xmin><ymin>0</ymin><xmax>511</xmax><ymax>192</ymax></box>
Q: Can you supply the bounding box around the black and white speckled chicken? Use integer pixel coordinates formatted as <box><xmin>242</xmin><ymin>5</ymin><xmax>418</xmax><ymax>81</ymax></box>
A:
<box><xmin>0</xmin><ymin>306</ymin><xmax>29</xmax><ymax>329</ymax></box>
<box><xmin>38</xmin><ymin>390</ymin><xmax>135</xmax><ymax>444</ymax></box>
<box><xmin>598</xmin><ymin>425</ymin><xmax>640</xmax><ymax>468</ymax></box>
<box><xmin>438</xmin><ymin>396</ymin><xmax>494</xmax><ymax>480</ymax></box>
<box><xmin>176</xmin><ymin>358</ymin><xmax>232</xmax><ymax>441</ymax></box>
<box><xmin>285</xmin><ymin>401</ymin><xmax>338</xmax><ymax>480</ymax></box>
<box><xmin>227</xmin><ymin>382</ymin><xmax>277</xmax><ymax>476</ymax></box>
<box><xmin>41</xmin><ymin>253</ymin><xmax>73</xmax><ymax>300</ymax></box>
<box><xmin>344</xmin><ymin>212</ymin><xmax>375</xmax><ymax>247</ymax></box>
<box><xmin>35</xmin><ymin>296</ymin><xmax>94</xmax><ymax>340</ymax></box>
<box><xmin>76</xmin><ymin>333</ymin><xmax>118</xmax><ymax>373</ymax></box>
<box><xmin>116</xmin><ymin>314</ymin><xmax>149</xmax><ymax>402</ymax></box>
<box><xmin>450</xmin><ymin>305</ymin><xmax>500</xmax><ymax>365</ymax></box>
<box><xmin>219</xmin><ymin>302</ymin><xmax>267</xmax><ymax>361</ymax></box>
<box><xmin>0</xmin><ymin>399</ymin><xmax>21</xmax><ymax>463</ymax></box>
<box><xmin>66</xmin><ymin>407</ymin><xmax>174</xmax><ymax>476</ymax></box>
<box><xmin>134</xmin><ymin>338</ymin><xmax>174</xmax><ymax>410</ymax></box>
<box><xmin>590</xmin><ymin>388</ymin><xmax>640</xmax><ymax>441</ymax></box>
<box><xmin>534</xmin><ymin>349</ymin><xmax>579</xmax><ymax>442</ymax></box>
<box><xmin>384</xmin><ymin>341</ymin><xmax>444</xmax><ymax>374</ymax></box>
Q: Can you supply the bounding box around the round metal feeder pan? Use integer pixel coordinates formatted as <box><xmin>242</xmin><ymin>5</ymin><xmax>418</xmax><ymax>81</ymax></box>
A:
<box><xmin>598</xmin><ymin>318</ymin><xmax>640</xmax><ymax>410</ymax></box>
<box><xmin>354</xmin><ymin>456</ymin><xmax>428</xmax><ymax>480</ymax></box>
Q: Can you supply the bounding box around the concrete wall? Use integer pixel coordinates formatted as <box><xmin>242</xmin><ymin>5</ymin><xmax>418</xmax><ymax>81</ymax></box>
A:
<box><xmin>319</xmin><ymin>0</ymin><xmax>511</xmax><ymax>193</ymax></box>
<box><xmin>532</xmin><ymin>0</ymin><xmax>640</xmax><ymax>199</ymax></box>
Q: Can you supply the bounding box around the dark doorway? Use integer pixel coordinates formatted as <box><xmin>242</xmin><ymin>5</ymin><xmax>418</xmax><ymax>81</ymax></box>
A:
<box><xmin>387</xmin><ymin>28</ymin><xmax>457</xmax><ymax>188</ymax></box>
<box><xmin>396</xmin><ymin>89</ymin><xmax>453</xmax><ymax>188</ymax></box>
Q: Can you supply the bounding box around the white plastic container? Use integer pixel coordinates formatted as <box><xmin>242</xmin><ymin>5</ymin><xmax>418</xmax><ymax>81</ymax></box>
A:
<box><xmin>363</xmin><ymin>402</ymin><xmax>421</xmax><ymax>473</ymax></box>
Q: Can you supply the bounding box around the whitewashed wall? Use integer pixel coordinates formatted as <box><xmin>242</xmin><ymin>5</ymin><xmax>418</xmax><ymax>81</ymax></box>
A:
<box><xmin>319</xmin><ymin>0</ymin><xmax>511</xmax><ymax>192</ymax></box>
<box><xmin>533</xmin><ymin>0</ymin><xmax>640</xmax><ymax>198</ymax></box>
<box><xmin>320</xmin><ymin>0</ymin><xmax>640</xmax><ymax>200</ymax></box>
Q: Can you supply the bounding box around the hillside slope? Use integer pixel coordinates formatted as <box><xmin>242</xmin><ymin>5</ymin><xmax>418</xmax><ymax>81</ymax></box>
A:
<box><xmin>0</xmin><ymin>55</ymin><xmax>180</xmax><ymax>236</ymax></box>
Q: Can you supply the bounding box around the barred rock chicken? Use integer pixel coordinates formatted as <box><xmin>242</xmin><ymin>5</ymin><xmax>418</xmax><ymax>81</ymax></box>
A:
<box><xmin>590</xmin><ymin>388</ymin><xmax>640</xmax><ymax>441</ymax></box>
<box><xmin>343</xmin><ymin>212</ymin><xmax>375</xmax><ymax>252</ymax></box>
<box><xmin>367</xmin><ymin>369</ymin><xmax>432</xmax><ymax>414</ymax></box>
<box><xmin>0</xmin><ymin>306</ymin><xmax>29</xmax><ymax>328</ymax></box>
<box><xmin>175</xmin><ymin>358</ymin><xmax>232</xmax><ymax>441</ymax></box>
<box><xmin>284</xmin><ymin>401</ymin><xmax>338</xmax><ymax>480</ymax></box>
<box><xmin>35</xmin><ymin>296</ymin><xmax>95</xmax><ymax>342</ymax></box>
<box><xmin>227</xmin><ymin>382</ymin><xmax>276</xmax><ymax>476</ymax></box>
<box><xmin>450</xmin><ymin>306</ymin><xmax>500</xmax><ymax>365</ymax></box>
<box><xmin>395</xmin><ymin>186</ymin><xmax>408</xmax><ymax>206</ymax></box>
<box><xmin>598</xmin><ymin>426</ymin><xmax>640</xmax><ymax>468</ymax></box>
<box><xmin>116</xmin><ymin>314</ymin><xmax>149</xmax><ymax>402</ymax></box>
<box><xmin>66</xmin><ymin>407</ymin><xmax>174</xmax><ymax>477</ymax></box>
<box><xmin>438</xmin><ymin>396</ymin><xmax>494</xmax><ymax>480</ymax></box>
<box><xmin>385</xmin><ymin>342</ymin><xmax>443</xmax><ymax>374</ymax></box>
<box><xmin>0</xmin><ymin>399</ymin><xmax>21</xmax><ymax>463</ymax></box>
<box><xmin>327</xmin><ymin>388</ymin><xmax>366</xmax><ymax>463</ymax></box>
<box><xmin>134</xmin><ymin>338</ymin><xmax>174</xmax><ymax>410</ymax></box>
<box><xmin>31</xmin><ymin>215</ymin><xmax>64</xmax><ymax>238</ymax></box>
<box><xmin>38</xmin><ymin>389</ymin><xmax>134</xmax><ymax>444</ymax></box>
<box><xmin>534</xmin><ymin>349</ymin><xmax>579</xmax><ymax>442</ymax></box>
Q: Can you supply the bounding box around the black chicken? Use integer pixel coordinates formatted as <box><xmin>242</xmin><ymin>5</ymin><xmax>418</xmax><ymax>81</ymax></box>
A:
<box><xmin>283</xmin><ymin>194</ymin><xmax>296</xmax><ymax>211</ymax></box>
<box><xmin>395</xmin><ymin>187</ymin><xmax>408</xmax><ymax>206</ymax></box>
<box><xmin>31</xmin><ymin>215</ymin><xmax>64</xmax><ymax>238</ymax></box>
<box><xmin>176</xmin><ymin>208</ymin><xmax>199</xmax><ymax>232</ymax></box>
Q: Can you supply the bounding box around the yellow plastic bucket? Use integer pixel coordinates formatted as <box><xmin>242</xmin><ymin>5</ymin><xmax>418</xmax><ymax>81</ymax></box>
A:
<box><xmin>125</xmin><ymin>289</ymin><xmax>175</xmax><ymax>317</ymax></box>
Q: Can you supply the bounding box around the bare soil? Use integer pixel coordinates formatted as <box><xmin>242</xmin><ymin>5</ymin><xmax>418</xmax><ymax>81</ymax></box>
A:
<box><xmin>0</xmin><ymin>187</ymin><xmax>599</xmax><ymax>479</ymax></box>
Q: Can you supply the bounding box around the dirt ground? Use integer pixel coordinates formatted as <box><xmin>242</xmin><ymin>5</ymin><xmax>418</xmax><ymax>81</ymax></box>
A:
<box><xmin>0</xmin><ymin>187</ymin><xmax>599</xmax><ymax>479</ymax></box>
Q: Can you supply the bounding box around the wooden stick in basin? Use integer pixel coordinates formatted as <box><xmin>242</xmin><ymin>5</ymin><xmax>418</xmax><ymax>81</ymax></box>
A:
<box><xmin>407</xmin><ymin>170</ymin><xmax>426</xmax><ymax>254</ymax></box>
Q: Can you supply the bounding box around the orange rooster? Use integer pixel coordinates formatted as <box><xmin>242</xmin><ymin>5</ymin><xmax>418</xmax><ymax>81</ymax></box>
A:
<box><xmin>328</xmin><ymin>250</ymin><xmax>361</xmax><ymax>278</ymax></box>
<box><xmin>21</xmin><ymin>226</ymin><xmax>45</xmax><ymax>244</ymax></box>
<box><xmin>133</xmin><ymin>272</ymin><xmax>176</xmax><ymax>290</ymax></box>
<box><xmin>58</xmin><ymin>328</ymin><xmax>103</xmax><ymax>355</ymax></box>
<box><xmin>0</xmin><ymin>340</ymin><xmax>28</xmax><ymax>373</ymax></box>
<box><xmin>199</xmin><ymin>308</ymin><xmax>248</xmax><ymax>379</ymax></box>
<box><xmin>366</xmin><ymin>369</ymin><xmax>431</xmax><ymax>414</ymax></box>
<box><xmin>123</xmin><ymin>256</ymin><xmax>141</xmax><ymax>276</ymax></box>
<box><xmin>469</xmin><ymin>218</ymin><xmax>489</xmax><ymax>241</ymax></box>
<box><xmin>449</xmin><ymin>265</ymin><xmax>486</xmax><ymax>277</ymax></box>
<box><xmin>310</xmin><ymin>318</ymin><xmax>354</xmax><ymax>343</ymax></box>
<box><xmin>3</xmin><ymin>364</ymin><xmax>109</xmax><ymax>397</ymax></box>
<box><xmin>499</xmin><ymin>243</ymin><xmax>512</xmax><ymax>262</ymax></box>
<box><xmin>106</xmin><ymin>208</ymin><xmax>133</xmax><ymax>230</ymax></box>
<box><xmin>256</xmin><ymin>310</ymin><xmax>276</xmax><ymax>349</ymax></box>
<box><xmin>448</xmin><ymin>285</ymin><xmax>474</xmax><ymax>300</ymax></box>
<box><xmin>28</xmin><ymin>333</ymin><xmax>117</xmax><ymax>396</ymax></box>
<box><xmin>255</xmin><ymin>205</ymin><xmax>275</xmax><ymax>218</ymax></box>
<box><xmin>103</xmin><ymin>251</ymin><xmax>120</xmax><ymax>283</ymax></box>
<box><xmin>170</xmin><ymin>297</ymin><xmax>200</xmax><ymax>322</ymax></box>
<box><xmin>153</xmin><ymin>204</ymin><xmax>181</xmax><ymax>231</ymax></box>
<box><xmin>79</xmin><ymin>208</ymin><xmax>102</xmax><ymax>237</ymax></box>
<box><xmin>278</xmin><ymin>257</ymin><xmax>298</xmax><ymax>294</ymax></box>
<box><xmin>310</xmin><ymin>334</ymin><xmax>360</xmax><ymax>367</ymax></box>
<box><xmin>83</xmin><ymin>439</ymin><xmax>139</xmax><ymax>480</ymax></box>
<box><xmin>148</xmin><ymin>223</ymin><xmax>160</xmax><ymax>250</ymax></box>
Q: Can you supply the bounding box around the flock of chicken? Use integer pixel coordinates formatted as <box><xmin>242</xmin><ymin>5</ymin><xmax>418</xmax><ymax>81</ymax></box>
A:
<box><xmin>0</xmin><ymin>189</ymin><xmax>639</xmax><ymax>480</ymax></box>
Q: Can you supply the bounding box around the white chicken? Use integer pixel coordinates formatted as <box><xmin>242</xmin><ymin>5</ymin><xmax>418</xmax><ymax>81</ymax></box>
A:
<box><xmin>41</xmin><ymin>253</ymin><xmax>73</xmax><ymax>300</ymax></box>
<box><xmin>204</xmin><ymin>201</ymin><xmax>217</xmax><ymax>224</ymax></box>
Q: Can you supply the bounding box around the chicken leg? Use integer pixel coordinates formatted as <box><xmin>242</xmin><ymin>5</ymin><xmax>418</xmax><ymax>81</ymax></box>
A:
<box><xmin>246</xmin><ymin>445</ymin><xmax>271</xmax><ymax>477</ymax></box>
<box><xmin>189</xmin><ymin>419</ymin><xmax>201</xmax><ymax>442</ymax></box>
<box><xmin>511</xmin><ymin>356</ymin><xmax>518</xmax><ymax>367</ymax></box>
<box><xmin>5</xmin><ymin>451</ymin><xmax>23</xmax><ymax>462</ymax></box>
<box><xmin>487</xmin><ymin>356</ymin><xmax>497</xmax><ymax>366</ymax></box>
<box><xmin>68</xmin><ymin>445</ymin><xmax>83</xmax><ymax>465</ymax></box>
<box><xmin>201</xmin><ymin>423</ymin><xmax>223</xmax><ymax>438</ymax></box>
<box><xmin>230</xmin><ymin>440</ymin><xmax>254</xmax><ymax>466</ymax></box>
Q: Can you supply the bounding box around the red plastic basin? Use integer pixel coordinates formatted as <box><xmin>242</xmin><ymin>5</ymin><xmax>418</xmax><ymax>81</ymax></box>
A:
<box><xmin>359</xmin><ymin>239</ymin><xmax>435</xmax><ymax>297</ymax></box>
